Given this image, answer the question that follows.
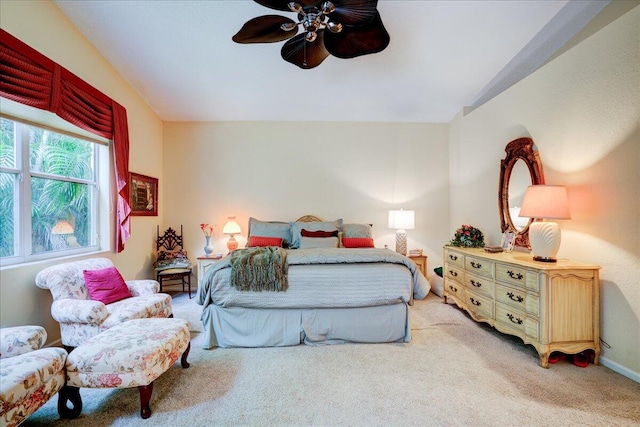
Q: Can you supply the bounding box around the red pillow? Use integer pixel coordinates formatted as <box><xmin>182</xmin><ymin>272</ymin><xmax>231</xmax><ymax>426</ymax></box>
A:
<box><xmin>301</xmin><ymin>229</ymin><xmax>339</xmax><ymax>238</ymax></box>
<box><xmin>248</xmin><ymin>236</ymin><xmax>284</xmax><ymax>247</ymax></box>
<box><xmin>342</xmin><ymin>237</ymin><xmax>375</xmax><ymax>248</ymax></box>
<box><xmin>83</xmin><ymin>267</ymin><xmax>132</xmax><ymax>305</ymax></box>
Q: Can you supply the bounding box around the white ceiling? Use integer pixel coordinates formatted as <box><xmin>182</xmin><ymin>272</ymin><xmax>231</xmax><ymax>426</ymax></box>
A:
<box><xmin>53</xmin><ymin>0</ymin><xmax>606</xmax><ymax>123</ymax></box>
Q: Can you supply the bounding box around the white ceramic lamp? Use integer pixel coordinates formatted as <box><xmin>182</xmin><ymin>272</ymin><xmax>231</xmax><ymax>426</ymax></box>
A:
<box><xmin>519</xmin><ymin>185</ymin><xmax>571</xmax><ymax>262</ymax></box>
<box><xmin>222</xmin><ymin>217</ymin><xmax>241</xmax><ymax>252</ymax></box>
<box><xmin>388</xmin><ymin>209</ymin><xmax>415</xmax><ymax>256</ymax></box>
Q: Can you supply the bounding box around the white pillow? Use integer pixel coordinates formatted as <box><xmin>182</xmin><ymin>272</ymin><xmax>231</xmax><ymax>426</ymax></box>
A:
<box><xmin>299</xmin><ymin>236</ymin><xmax>340</xmax><ymax>249</ymax></box>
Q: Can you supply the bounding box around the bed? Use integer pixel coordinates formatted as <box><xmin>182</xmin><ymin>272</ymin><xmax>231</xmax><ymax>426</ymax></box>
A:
<box><xmin>196</xmin><ymin>216</ymin><xmax>430</xmax><ymax>349</ymax></box>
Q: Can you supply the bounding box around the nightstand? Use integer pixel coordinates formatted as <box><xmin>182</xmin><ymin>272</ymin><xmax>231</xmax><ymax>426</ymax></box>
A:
<box><xmin>408</xmin><ymin>254</ymin><xmax>427</xmax><ymax>277</ymax></box>
<box><xmin>197</xmin><ymin>255</ymin><xmax>223</xmax><ymax>284</ymax></box>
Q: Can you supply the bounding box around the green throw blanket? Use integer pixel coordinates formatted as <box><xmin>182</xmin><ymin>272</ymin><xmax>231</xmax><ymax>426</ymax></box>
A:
<box><xmin>230</xmin><ymin>246</ymin><xmax>288</xmax><ymax>292</ymax></box>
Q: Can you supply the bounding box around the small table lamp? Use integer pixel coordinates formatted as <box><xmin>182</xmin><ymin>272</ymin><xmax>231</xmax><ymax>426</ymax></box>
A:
<box><xmin>222</xmin><ymin>217</ymin><xmax>241</xmax><ymax>252</ymax></box>
<box><xmin>519</xmin><ymin>185</ymin><xmax>571</xmax><ymax>262</ymax></box>
<box><xmin>388</xmin><ymin>209</ymin><xmax>415</xmax><ymax>256</ymax></box>
<box><xmin>51</xmin><ymin>219</ymin><xmax>74</xmax><ymax>248</ymax></box>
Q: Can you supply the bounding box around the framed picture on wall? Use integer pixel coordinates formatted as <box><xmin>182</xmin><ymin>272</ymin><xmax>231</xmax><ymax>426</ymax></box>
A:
<box><xmin>129</xmin><ymin>172</ymin><xmax>158</xmax><ymax>216</ymax></box>
<box><xmin>501</xmin><ymin>231</ymin><xmax>516</xmax><ymax>252</ymax></box>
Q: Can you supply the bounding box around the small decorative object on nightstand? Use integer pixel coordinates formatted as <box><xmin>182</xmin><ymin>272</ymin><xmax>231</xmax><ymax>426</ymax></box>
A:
<box><xmin>408</xmin><ymin>253</ymin><xmax>427</xmax><ymax>277</ymax></box>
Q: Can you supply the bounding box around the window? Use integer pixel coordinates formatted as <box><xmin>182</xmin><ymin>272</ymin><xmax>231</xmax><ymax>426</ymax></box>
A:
<box><xmin>0</xmin><ymin>117</ymin><xmax>108</xmax><ymax>265</ymax></box>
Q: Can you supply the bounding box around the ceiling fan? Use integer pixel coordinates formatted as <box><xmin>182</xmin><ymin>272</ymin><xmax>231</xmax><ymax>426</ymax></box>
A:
<box><xmin>232</xmin><ymin>0</ymin><xmax>390</xmax><ymax>69</ymax></box>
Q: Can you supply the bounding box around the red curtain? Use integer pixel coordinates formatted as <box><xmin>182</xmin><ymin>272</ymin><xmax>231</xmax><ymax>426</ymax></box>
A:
<box><xmin>0</xmin><ymin>29</ymin><xmax>131</xmax><ymax>252</ymax></box>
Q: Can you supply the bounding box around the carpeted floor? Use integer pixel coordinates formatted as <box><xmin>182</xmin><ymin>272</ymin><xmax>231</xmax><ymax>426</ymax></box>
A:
<box><xmin>23</xmin><ymin>293</ymin><xmax>640</xmax><ymax>427</ymax></box>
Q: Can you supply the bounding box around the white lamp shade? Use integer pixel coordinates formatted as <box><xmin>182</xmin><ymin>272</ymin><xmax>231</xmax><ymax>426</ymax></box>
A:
<box><xmin>519</xmin><ymin>185</ymin><xmax>571</xmax><ymax>219</ymax></box>
<box><xmin>222</xmin><ymin>218</ymin><xmax>241</xmax><ymax>235</ymax></box>
<box><xmin>388</xmin><ymin>210</ymin><xmax>415</xmax><ymax>230</ymax></box>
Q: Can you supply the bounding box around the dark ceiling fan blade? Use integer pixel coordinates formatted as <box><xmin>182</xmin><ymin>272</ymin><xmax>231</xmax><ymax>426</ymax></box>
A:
<box><xmin>331</xmin><ymin>0</ymin><xmax>378</xmax><ymax>26</ymax></box>
<box><xmin>324</xmin><ymin>11</ymin><xmax>389</xmax><ymax>58</ymax></box>
<box><xmin>255</xmin><ymin>0</ymin><xmax>319</xmax><ymax>12</ymax></box>
<box><xmin>232</xmin><ymin>15</ymin><xmax>299</xmax><ymax>43</ymax></box>
<box><xmin>281</xmin><ymin>32</ymin><xmax>330</xmax><ymax>69</ymax></box>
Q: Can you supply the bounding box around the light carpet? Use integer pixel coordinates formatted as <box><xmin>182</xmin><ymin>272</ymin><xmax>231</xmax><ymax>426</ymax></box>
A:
<box><xmin>24</xmin><ymin>293</ymin><xmax>640</xmax><ymax>426</ymax></box>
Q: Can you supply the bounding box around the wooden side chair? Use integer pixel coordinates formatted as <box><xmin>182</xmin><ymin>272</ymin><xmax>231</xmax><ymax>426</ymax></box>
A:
<box><xmin>154</xmin><ymin>225</ymin><xmax>193</xmax><ymax>298</ymax></box>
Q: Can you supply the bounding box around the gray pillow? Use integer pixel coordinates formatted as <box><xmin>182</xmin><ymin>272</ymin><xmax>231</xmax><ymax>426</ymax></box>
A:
<box><xmin>342</xmin><ymin>223</ymin><xmax>373</xmax><ymax>238</ymax></box>
<box><xmin>299</xmin><ymin>236</ymin><xmax>340</xmax><ymax>249</ymax></box>
<box><xmin>247</xmin><ymin>217</ymin><xmax>292</xmax><ymax>248</ymax></box>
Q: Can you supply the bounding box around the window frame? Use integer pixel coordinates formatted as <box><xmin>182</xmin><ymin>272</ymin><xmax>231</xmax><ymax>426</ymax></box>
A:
<box><xmin>0</xmin><ymin>114</ymin><xmax>110</xmax><ymax>267</ymax></box>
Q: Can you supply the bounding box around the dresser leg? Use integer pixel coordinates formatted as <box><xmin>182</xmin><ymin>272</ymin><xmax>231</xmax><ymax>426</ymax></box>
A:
<box><xmin>539</xmin><ymin>346</ymin><xmax>550</xmax><ymax>368</ymax></box>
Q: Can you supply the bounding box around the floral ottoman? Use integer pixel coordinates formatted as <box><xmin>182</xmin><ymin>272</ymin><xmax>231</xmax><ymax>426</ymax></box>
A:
<box><xmin>57</xmin><ymin>318</ymin><xmax>190</xmax><ymax>419</ymax></box>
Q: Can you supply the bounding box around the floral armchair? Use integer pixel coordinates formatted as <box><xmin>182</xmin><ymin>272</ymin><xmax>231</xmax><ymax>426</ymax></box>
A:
<box><xmin>35</xmin><ymin>258</ymin><xmax>173</xmax><ymax>348</ymax></box>
<box><xmin>0</xmin><ymin>326</ymin><xmax>67</xmax><ymax>427</ymax></box>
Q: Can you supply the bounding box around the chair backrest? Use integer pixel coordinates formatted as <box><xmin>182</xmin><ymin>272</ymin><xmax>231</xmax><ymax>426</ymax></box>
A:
<box><xmin>35</xmin><ymin>257</ymin><xmax>115</xmax><ymax>301</ymax></box>
<box><xmin>157</xmin><ymin>225</ymin><xmax>185</xmax><ymax>251</ymax></box>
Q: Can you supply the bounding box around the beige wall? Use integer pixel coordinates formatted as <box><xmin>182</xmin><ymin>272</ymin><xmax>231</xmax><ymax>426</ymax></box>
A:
<box><xmin>449</xmin><ymin>6</ymin><xmax>640</xmax><ymax>380</ymax></box>
<box><xmin>163</xmin><ymin>121</ymin><xmax>450</xmax><ymax>272</ymax></box>
<box><xmin>0</xmin><ymin>1</ymin><xmax>164</xmax><ymax>341</ymax></box>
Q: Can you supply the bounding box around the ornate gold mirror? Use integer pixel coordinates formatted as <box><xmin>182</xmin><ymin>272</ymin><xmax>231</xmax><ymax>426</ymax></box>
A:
<box><xmin>499</xmin><ymin>138</ymin><xmax>545</xmax><ymax>249</ymax></box>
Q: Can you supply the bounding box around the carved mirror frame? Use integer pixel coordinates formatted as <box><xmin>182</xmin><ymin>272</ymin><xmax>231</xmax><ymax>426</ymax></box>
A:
<box><xmin>499</xmin><ymin>138</ymin><xmax>545</xmax><ymax>249</ymax></box>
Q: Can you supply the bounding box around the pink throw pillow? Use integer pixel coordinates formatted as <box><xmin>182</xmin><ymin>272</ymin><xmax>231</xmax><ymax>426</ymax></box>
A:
<box><xmin>84</xmin><ymin>267</ymin><xmax>132</xmax><ymax>305</ymax></box>
<box><xmin>342</xmin><ymin>237</ymin><xmax>375</xmax><ymax>248</ymax></box>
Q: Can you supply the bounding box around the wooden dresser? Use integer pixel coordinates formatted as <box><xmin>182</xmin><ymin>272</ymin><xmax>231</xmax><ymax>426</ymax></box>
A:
<box><xmin>443</xmin><ymin>247</ymin><xmax>600</xmax><ymax>367</ymax></box>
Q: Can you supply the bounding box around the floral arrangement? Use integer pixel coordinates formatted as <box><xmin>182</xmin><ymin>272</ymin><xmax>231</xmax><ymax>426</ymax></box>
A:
<box><xmin>449</xmin><ymin>224</ymin><xmax>485</xmax><ymax>248</ymax></box>
<box><xmin>200</xmin><ymin>223</ymin><xmax>215</xmax><ymax>237</ymax></box>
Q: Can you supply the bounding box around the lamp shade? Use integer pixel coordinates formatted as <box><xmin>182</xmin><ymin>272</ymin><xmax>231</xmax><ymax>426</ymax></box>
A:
<box><xmin>388</xmin><ymin>210</ymin><xmax>415</xmax><ymax>230</ymax></box>
<box><xmin>51</xmin><ymin>220</ymin><xmax>74</xmax><ymax>235</ymax></box>
<box><xmin>222</xmin><ymin>217</ymin><xmax>241</xmax><ymax>235</ymax></box>
<box><xmin>519</xmin><ymin>185</ymin><xmax>571</xmax><ymax>220</ymax></box>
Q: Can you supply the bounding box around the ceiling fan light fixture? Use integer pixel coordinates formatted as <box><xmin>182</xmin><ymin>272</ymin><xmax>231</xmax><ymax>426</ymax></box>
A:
<box><xmin>321</xmin><ymin>1</ymin><xmax>335</xmax><ymax>15</ymax></box>
<box><xmin>280</xmin><ymin>22</ymin><xmax>298</xmax><ymax>32</ymax></box>
<box><xmin>287</xmin><ymin>2</ymin><xmax>302</xmax><ymax>13</ymax></box>
<box><xmin>234</xmin><ymin>0</ymin><xmax>390</xmax><ymax>69</ymax></box>
<box><xmin>327</xmin><ymin>21</ymin><xmax>343</xmax><ymax>33</ymax></box>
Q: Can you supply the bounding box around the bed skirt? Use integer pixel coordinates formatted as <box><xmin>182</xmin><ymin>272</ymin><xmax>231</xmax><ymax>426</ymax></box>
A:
<box><xmin>201</xmin><ymin>303</ymin><xmax>410</xmax><ymax>349</ymax></box>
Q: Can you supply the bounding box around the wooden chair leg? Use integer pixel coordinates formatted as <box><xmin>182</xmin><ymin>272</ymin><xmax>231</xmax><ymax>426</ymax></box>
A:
<box><xmin>138</xmin><ymin>382</ymin><xmax>154</xmax><ymax>419</ymax></box>
<box><xmin>58</xmin><ymin>385</ymin><xmax>82</xmax><ymax>419</ymax></box>
<box><xmin>181</xmin><ymin>342</ymin><xmax>191</xmax><ymax>368</ymax></box>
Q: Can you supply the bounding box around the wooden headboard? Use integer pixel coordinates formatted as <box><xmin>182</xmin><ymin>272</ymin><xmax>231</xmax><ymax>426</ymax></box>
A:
<box><xmin>296</xmin><ymin>215</ymin><xmax>323</xmax><ymax>223</ymax></box>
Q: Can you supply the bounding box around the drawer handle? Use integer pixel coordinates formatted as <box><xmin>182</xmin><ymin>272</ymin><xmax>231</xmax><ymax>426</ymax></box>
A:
<box><xmin>470</xmin><ymin>297</ymin><xmax>481</xmax><ymax>306</ymax></box>
<box><xmin>506</xmin><ymin>313</ymin><xmax>523</xmax><ymax>325</ymax></box>
<box><xmin>449</xmin><ymin>270</ymin><xmax>458</xmax><ymax>277</ymax></box>
<box><xmin>507</xmin><ymin>270</ymin><xmax>523</xmax><ymax>280</ymax></box>
<box><xmin>448</xmin><ymin>285</ymin><xmax>458</xmax><ymax>292</ymax></box>
<box><xmin>507</xmin><ymin>292</ymin><xmax>524</xmax><ymax>303</ymax></box>
<box><xmin>470</xmin><ymin>261</ymin><xmax>482</xmax><ymax>269</ymax></box>
<box><xmin>449</xmin><ymin>254</ymin><xmax>458</xmax><ymax>261</ymax></box>
<box><xmin>470</xmin><ymin>279</ymin><xmax>482</xmax><ymax>288</ymax></box>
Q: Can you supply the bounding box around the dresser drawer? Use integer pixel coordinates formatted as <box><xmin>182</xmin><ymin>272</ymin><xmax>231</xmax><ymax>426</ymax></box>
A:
<box><xmin>465</xmin><ymin>256</ymin><xmax>494</xmax><ymax>279</ymax></box>
<box><xmin>464</xmin><ymin>272</ymin><xmax>494</xmax><ymax>299</ymax></box>
<box><xmin>444</xmin><ymin>280</ymin><xmax>464</xmax><ymax>299</ymax></box>
<box><xmin>444</xmin><ymin>250</ymin><xmax>464</xmax><ymax>268</ymax></box>
<box><xmin>495</xmin><ymin>283</ymin><xmax>527</xmax><ymax>311</ymax></box>
<box><xmin>496</xmin><ymin>264</ymin><xmax>527</xmax><ymax>288</ymax></box>
<box><xmin>465</xmin><ymin>289</ymin><xmax>494</xmax><ymax>320</ymax></box>
<box><xmin>445</xmin><ymin>265</ymin><xmax>464</xmax><ymax>284</ymax></box>
<box><xmin>495</xmin><ymin>303</ymin><xmax>539</xmax><ymax>341</ymax></box>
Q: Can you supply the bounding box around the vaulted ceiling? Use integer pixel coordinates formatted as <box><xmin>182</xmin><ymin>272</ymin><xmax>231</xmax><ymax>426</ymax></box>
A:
<box><xmin>54</xmin><ymin>0</ymin><xmax>609</xmax><ymax>123</ymax></box>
